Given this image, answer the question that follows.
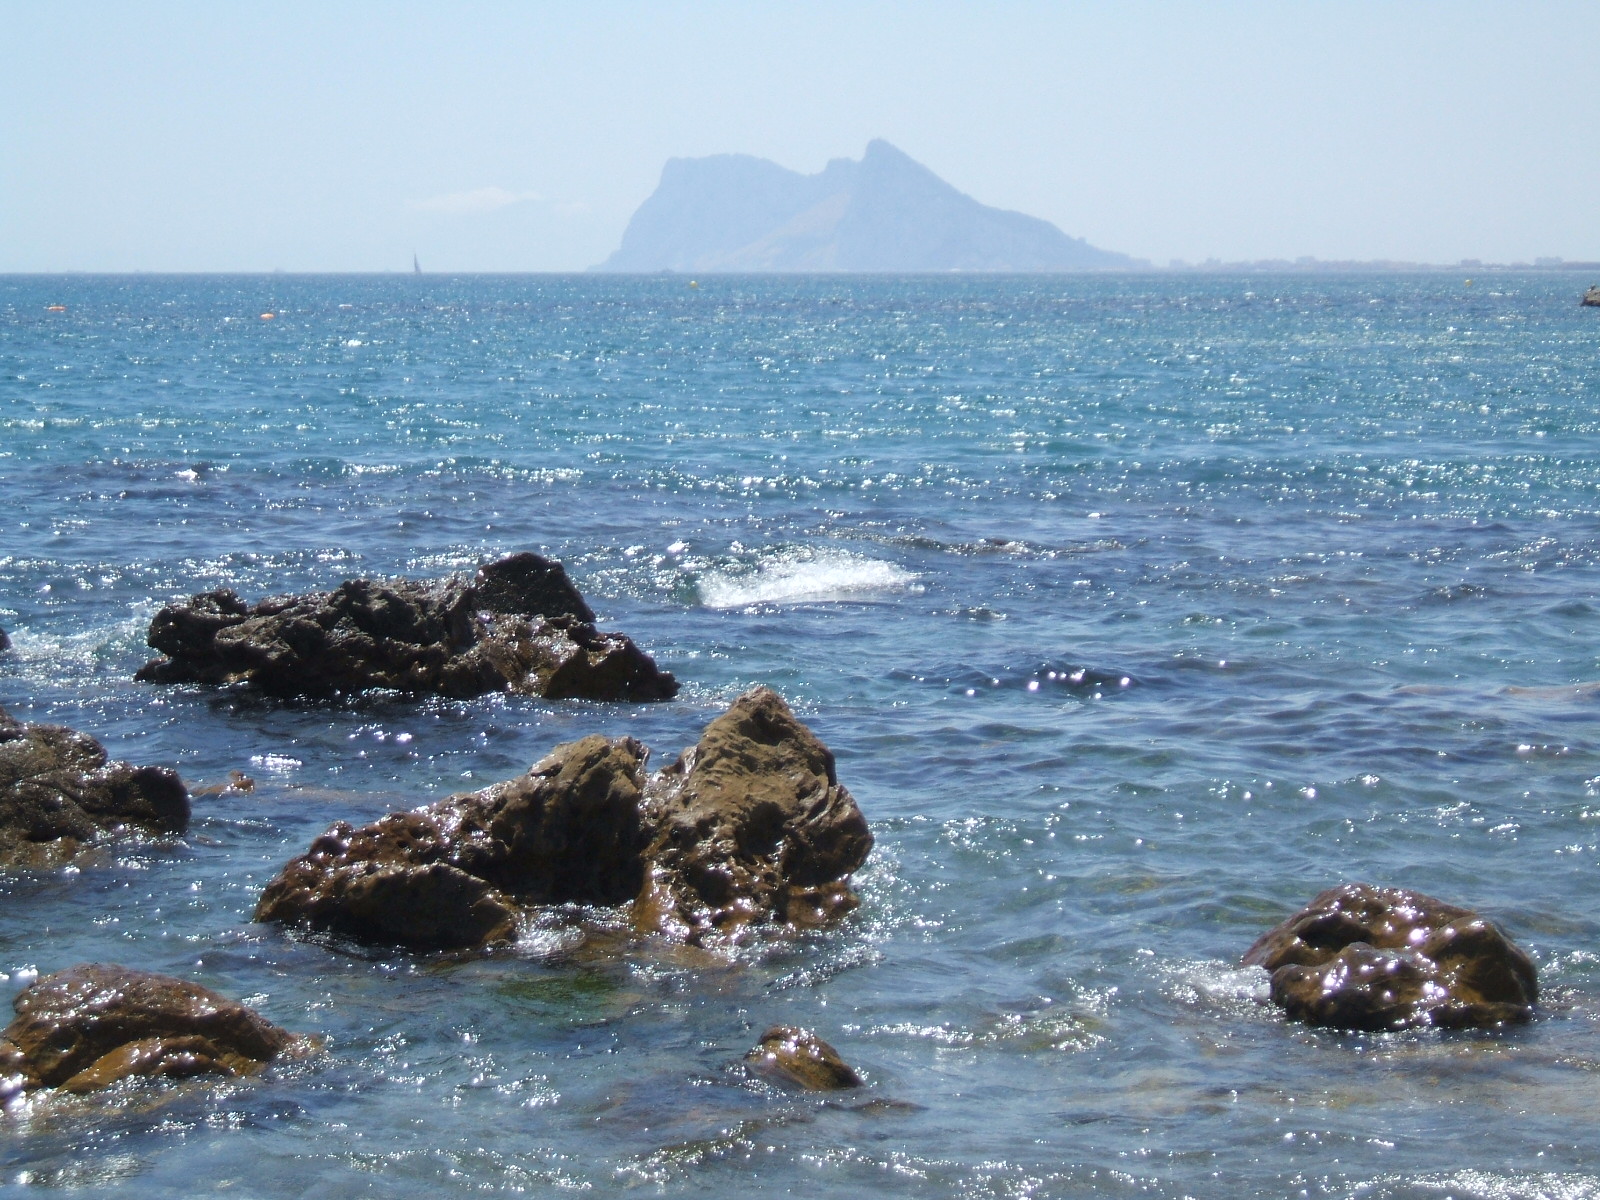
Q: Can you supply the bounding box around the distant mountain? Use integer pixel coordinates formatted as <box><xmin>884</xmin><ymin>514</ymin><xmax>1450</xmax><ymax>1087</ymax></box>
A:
<box><xmin>594</xmin><ymin>140</ymin><xmax>1139</xmax><ymax>273</ymax></box>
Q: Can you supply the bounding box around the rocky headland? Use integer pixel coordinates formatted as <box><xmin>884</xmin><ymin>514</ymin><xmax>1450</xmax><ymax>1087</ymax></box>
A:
<box><xmin>0</xmin><ymin>705</ymin><xmax>189</xmax><ymax>868</ymax></box>
<box><xmin>136</xmin><ymin>552</ymin><xmax>677</xmax><ymax>702</ymax></box>
<box><xmin>1244</xmin><ymin>883</ymin><xmax>1537</xmax><ymax>1031</ymax></box>
<box><xmin>0</xmin><ymin>964</ymin><xmax>303</xmax><ymax>1098</ymax></box>
<box><xmin>254</xmin><ymin>687</ymin><xmax>872</xmax><ymax>951</ymax></box>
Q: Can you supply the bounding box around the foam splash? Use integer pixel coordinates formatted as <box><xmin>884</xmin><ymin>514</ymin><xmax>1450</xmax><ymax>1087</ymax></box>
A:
<box><xmin>695</xmin><ymin>547</ymin><xmax>920</xmax><ymax>609</ymax></box>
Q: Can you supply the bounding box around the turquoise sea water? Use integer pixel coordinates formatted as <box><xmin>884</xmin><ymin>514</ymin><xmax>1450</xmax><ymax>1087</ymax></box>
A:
<box><xmin>3</xmin><ymin>272</ymin><xmax>1600</xmax><ymax>1197</ymax></box>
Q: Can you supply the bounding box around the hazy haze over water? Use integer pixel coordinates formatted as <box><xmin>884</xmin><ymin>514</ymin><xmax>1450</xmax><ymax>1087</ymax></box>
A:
<box><xmin>3</xmin><ymin>2</ymin><xmax>1599</xmax><ymax>271</ymax></box>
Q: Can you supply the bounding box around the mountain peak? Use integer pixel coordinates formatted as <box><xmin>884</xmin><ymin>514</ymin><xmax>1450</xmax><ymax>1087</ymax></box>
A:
<box><xmin>595</xmin><ymin>142</ymin><xmax>1138</xmax><ymax>273</ymax></box>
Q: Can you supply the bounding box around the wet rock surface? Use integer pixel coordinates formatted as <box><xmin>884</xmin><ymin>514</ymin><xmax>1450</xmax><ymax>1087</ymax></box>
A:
<box><xmin>745</xmin><ymin>1025</ymin><xmax>862</xmax><ymax>1090</ymax></box>
<box><xmin>255</xmin><ymin>687</ymin><xmax>872</xmax><ymax>951</ymax></box>
<box><xmin>1244</xmin><ymin>883</ymin><xmax>1538</xmax><ymax>1031</ymax></box>
<box><xmin>0</xmin><ymin>964</ymin><xmax>301</xmax><ymax>1096</ymax></box>
<box><xmin>0</xmin><ymin>705</ymin><xmax>189</xmax><ymax>868</ymax></box>
<box><xmin>0</xmin><ymin>626</ymin><xmax>10</xmax><ymax>652</ymax></box>
<box><xmin>135</xmin><ymin>552</ymin><xmax>676</xmax><ymax>702</ymax></box>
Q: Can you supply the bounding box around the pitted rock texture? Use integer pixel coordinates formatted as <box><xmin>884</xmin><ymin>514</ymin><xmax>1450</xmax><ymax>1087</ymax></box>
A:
<box><xmin>745</xmin><ymin>1025</ymin><xmax>862</xmax><ymax>1090</ymax></box>
<box><xmin>0</xmin><ymin>705</ymin><xmax>189</xmax><ymax>868</ymax></box>
<box><xmin>0</xmin><ymin>964</ymin><xmax>300</xmax><ymax>1096</ymax></box>
<box><xmin>135</xmin><ymin>552</ymin><xmax>676</xmax><ymax>702</ymax></box>
<box><xmin>1243</xmin><ymin>883</ymin><xmax>1538</xmax><ymax>1031</ymax></box>
<box><xmin>255</xmin><ymin>688</ymin><xmax>872</xmax><ymax>951</ymax></box>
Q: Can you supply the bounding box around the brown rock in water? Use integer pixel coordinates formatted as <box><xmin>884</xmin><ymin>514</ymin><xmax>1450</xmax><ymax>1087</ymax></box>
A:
<box><xmin>0</xmin><ymin>964</ymin><xmax>300</xmax><ymax>1095</ymax></box>
<box><xmin>0</xmin><ymin>705</ymin><xmax>188</xmax><ymax>868</ymax></box>
<box><xmin>634</xmin><ymin>687</ymin><xmax>873</xmax><ymax>942</ymax></box>
<box><xmin>1243</xmin><ymin>883</ymin><xmax>1538</xmax><ymax>1031</ymax></box>
<box><xmin>135</xmin><ymin>552</ymin><xmax>676</xmax><ymax>702</ymax></box>
<box><xmin>745</xmin><ymin>1025</ymin><xmax>862</xmax><ymax>1090</ymax></box>
<box><xmin>255</xmin><ymin>688</ymin><xmax>872</xmax><ymax>951</ymax></box>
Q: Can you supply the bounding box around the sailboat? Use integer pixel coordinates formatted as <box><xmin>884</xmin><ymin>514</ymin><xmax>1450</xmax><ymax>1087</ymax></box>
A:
<box><xmin>413</xmin><ymin>252</ymin><xmax>422</xmax><ymax>275</ymax></box>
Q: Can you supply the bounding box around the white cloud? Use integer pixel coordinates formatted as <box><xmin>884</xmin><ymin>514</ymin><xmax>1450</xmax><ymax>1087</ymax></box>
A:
<box><xmin>409</xmin><ymin>186</ymin><xmax>541</xmax><ymax>215</ymax></box>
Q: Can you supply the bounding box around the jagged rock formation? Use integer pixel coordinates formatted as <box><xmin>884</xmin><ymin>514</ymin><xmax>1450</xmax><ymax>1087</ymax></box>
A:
<box><xmin>595</xmin><ymin>139</ymin><xmax>1137</xmax><ymax>273</ymax></box>
<box><xmin>0</xmin><ymin>964</ymin><xmax>302</xmax><ymax>1097</ymax></box>
<box><xmin>1243</xmin><ymin>883</ymin><xmax>1538</xmax><ymax>1031</ymax></box>
<box><xmin>0</xmin><ymin>705</ymin><xmax>188</xmax><ymax>868</ymax></box>
<box><xmin>255</xmin><ymin>688</ymin><xmax>872</xmax><ymax>951</ymax></box>
<box><xmin>135</xmin><ymin>552</ymin><xmax>676</xmax><ymax>702</ymax></box>
<box><xmin>744</xmin><ymin>1025</ymin><xmax>862</xmax><ymax>1090</ymax></box>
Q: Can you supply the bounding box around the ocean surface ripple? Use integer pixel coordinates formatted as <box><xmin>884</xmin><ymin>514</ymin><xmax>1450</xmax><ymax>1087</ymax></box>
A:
<box><xmin>3</xmin><ymin>273</ymin><xmax>1600</xmax><ymax>1197</ymax></box>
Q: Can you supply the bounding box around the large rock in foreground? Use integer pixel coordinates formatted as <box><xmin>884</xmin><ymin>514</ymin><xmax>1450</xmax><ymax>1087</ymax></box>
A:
<box><xmin>0</xmin><ymin>964</ymin><xmax>301</xmax><ymax>1097</ymax></box>
<box><xmin>255</xmin><ymin>688</ymin><xmax>872</xmax><ymax>951</ymax></box>
<box><xmin>1243</xmin><ymin>883</ymin><xmax>1537</xmax><ymax>1031</ymax></box>
<box><xmin>0</xmin><ymin>705</ymin><xmax>188</xmax><ymax>868</ymax></box>
<box><xmin>135</xmin><ymin>552</ymin><xmax>677</xmax><ymax>702</ymax></box>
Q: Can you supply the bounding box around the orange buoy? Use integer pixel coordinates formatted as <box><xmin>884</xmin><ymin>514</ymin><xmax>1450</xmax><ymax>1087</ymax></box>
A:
<box><xmin>260</xmin><ymin>312</ymin><xmax>276</xmax><ymax>320</ymax></box>
<box><xmin>46</xmin><ymin>305</ymin><xmax>66</xmax><ymax>312</ymax></box>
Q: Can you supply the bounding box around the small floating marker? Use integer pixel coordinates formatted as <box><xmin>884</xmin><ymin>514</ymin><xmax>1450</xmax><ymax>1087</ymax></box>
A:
<box><xmin>46</xmin><ymin>305</ymin><xmax>66</xmax><ymax>312</ymax></box>
<box><xmin>1464</xmin><ymin>279</ymin><xmax>1473</xmax><ymax>287</ymax></box>
<box><xmin>260</xmin><ymin>312</ymin><xmax>276</xmax><ymax>320</ymax></box>
<box><xmin>688</xmin><ymin>280</ymin><xmax>699</xmax><ymax>288</ymax></box>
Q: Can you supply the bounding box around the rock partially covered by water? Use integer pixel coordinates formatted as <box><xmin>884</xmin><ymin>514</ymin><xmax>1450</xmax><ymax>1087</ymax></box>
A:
<box><xmin>745</xmin><ymin>1025</ymin><xmax>862</xmax><ymax>1090</ymax></box>
<box><xmin>634</xmin><ymin>686</ymin><xmax>873</xmax><ymax>940</ymax></box>
<box><xmin>0</xmin><ymin>627</ymin><xmax>10</xmax><ymax>652</ymax></box>
<box><xmin>0</xmin><ymin>705</ymin><xmax>188</xmax><ymax>868</ymax></box>
<box><xmin>255</xmin><ymin>688</ymin><xmax>872</xmax><ymax>951</ymax></box>
<box><xmin>1243</xmin><ymin>883</ymin><xmax>1538</xmax><ymax>1031</ymax></box>
<box><xmin>0</xmin><ymin>964</ymin><xmax>301</xmax><ymax>1096</ymax></box>
<box><xmin>135</xmin><ymin>552</ymin><xmax>676</xmax><ymax>702</ymax></box>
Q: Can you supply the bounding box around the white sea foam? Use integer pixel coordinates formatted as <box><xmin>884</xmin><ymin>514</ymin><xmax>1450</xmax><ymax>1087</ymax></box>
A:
<box><xmin>695</xmin><ymin>547</ymin><xmax>919</xmax><ymax>609</ymax></box>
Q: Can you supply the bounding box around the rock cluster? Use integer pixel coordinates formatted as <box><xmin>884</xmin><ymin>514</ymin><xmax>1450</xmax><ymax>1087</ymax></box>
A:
<box><xmin>744</xmin><ymin>1025</ymin><xmax>862</xmax><ymax>1090</ymax></box>
<box><xmin>135</xmin><ymin>552</ymin><xmax>677</xmax><ymax>702</ymax></box>
<box><xmin>1244</xmin><ymin>883</ymin><xmax>1538</xmax><ymax>1031</ymax></box>
<box><xmin>255</xmin><ymin>687</ymin><xmax>872</xmax><ymax>950</ymax></box>
<box><xmin>0</xmin><ymin>705</ymin><xmax>189</xmax><ymax>868</ymax></box>
<box><xmin>0</xmin><ymin>964</ymin><xmax>301</xmax><ymax>1097</ymax></box>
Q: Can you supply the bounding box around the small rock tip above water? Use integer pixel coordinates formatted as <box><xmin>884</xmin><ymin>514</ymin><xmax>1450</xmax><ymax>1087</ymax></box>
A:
<box><xmin>1244</xmin><ymin>882</ymin><xmax>1537</xmax><ymax>1031</ymax></box>
<box><xmin>744</xmin><ymin>1025</ymin><xmax>862</xmax><ymax>1091</ymax></box>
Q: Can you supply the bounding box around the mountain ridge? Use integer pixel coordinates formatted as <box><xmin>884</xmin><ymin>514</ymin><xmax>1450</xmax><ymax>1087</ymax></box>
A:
<box><xmin>594</xmin><ymin>140</ymin><xmax>1139</xmax><ymax>273</ymax></box>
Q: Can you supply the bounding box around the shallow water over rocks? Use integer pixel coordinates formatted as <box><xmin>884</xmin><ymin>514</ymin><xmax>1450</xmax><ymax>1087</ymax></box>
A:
<box><xmin>4</xmin><ymin>273</ymin><xmax>1600</xmax><ymax>1197</ymax></box>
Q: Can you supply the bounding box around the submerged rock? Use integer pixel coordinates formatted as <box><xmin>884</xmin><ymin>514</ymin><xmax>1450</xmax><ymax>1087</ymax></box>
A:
<box><xmin>255</xmin><ymin>687</ymin><xmax>872</xmax><ymax>951</ymax></box>
<box><xmin>0</xmin><ymin>705</ymin><xmax>188</xmax><ymax>868</ymax></box>
<box><xmin>135</xmin><ymin>552</ymin><xmax>676</xmax><ymax>702</ymax></box>
<box><xmin>744</xmin><ymin>1025</ymin><xmax>862</xmax><ymax>1090</ymax></box>
<box><xmin>1243</xmin><ymin>883</ymin><xmax>1537</xmax><ymax>1031</ymax></box>
<box><xmin>0</xmin><ymin>964</ymin><xmax>301</xmax><ymax>1096</ymax></box>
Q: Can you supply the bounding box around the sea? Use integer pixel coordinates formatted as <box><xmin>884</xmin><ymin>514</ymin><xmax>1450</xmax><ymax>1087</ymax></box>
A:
<box><xmin>3</xmin><ymin>272</ymin><xmax>1600</xmax><ymax>1198</ymax></box>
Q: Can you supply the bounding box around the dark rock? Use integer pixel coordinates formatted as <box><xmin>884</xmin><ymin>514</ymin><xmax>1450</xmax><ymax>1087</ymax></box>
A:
<box><xmin>0</xmin><ymin>627</ymin><xmax>10</xmax><ymax>652</ymax></box>
<box><xmin>1582</xmin><ymin>285</ymin><xmax>1600</xmax><ymax>307</ymax></box>
<box><xmin>1243</xmin><ymin>883</ymin><xmax>1538</xmax><ymax>1031</ymax></box>
<box><xmin>744</xmin><ymin>1025</ymin><xmax>862</xmax><ymax>1090</ymax></box>
<box><xmin>0</xmin><ymin>705</ymin><xmax>189</xmax><ymax>868</ymax></box>
<box><xmin>0</xmin><ymin>964</ymin><xmax>301</xmax><ymax>1094</ymax></box>
<box><xmin>135</xmin><ymin>552</ymin><xmax>676</xmax><ymax>702</ymax></box>
<box><xmin>255</xmin><ymin>687</ymin><xmax>872</xmax><ymax>951</ymax></box>
<box><xmin>634</xmin><ymin>687</ymin><xmax>874</xmax><ymax>942</ymax></box>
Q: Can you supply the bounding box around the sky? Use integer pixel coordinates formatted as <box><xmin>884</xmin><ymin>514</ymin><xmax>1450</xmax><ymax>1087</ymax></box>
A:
<box><xmin>4</xmin><ymin>2</ymin><xmax>1598</xmax><ymax>272</ymax></box>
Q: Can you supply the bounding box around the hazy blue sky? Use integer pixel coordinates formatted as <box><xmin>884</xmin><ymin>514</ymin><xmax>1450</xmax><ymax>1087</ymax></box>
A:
<box><xmin>5</xmin><ymin>2</ymin><xmax>1597</xmax><ymax>272</ymax></box>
